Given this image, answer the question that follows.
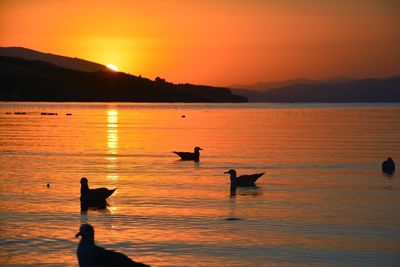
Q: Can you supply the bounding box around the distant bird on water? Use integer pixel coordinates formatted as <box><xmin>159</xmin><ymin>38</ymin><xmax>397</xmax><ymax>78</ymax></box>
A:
<box><xmin>80</xmin><ymin>177</ymin><xmax>116</xmax><ymax>203</ymax></box>
<box><xmin>224</xmin><ymin>169</ymin><xmax>265</xmax><ymax>187</ymax></box>
<box><xmin>173</xmin><ymin>146</ymin><xmax>203</xmax><ymax>161</ymax></box>
<box><xmin>76</xmin><ymin>224</ymin><xmax>150</xmax><ymax>267</ymax></box>
<box><xmin>382</xmin><ymin>157</ymin><xmax>395</xmax><ymax>174</ymax></box>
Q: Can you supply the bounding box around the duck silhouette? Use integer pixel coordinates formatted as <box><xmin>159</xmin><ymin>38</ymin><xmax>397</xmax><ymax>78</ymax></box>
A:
<box><xmin>382</xmin><ymin>157</ymin><xmax>395</xmax><ymax>174</ymax></box>
<box><xmin>76</xmin><ymin>224</ymin><xmax>150</xmax><ymax>267</ymax></box>
<box><xmin>80</xmin><ymin>177</ymin><xmax>116</xmax><ymax>203</ymax></box>
<box><xmin>173</xmin><ymin>147</ymin><xmax>203</xmax><ymax>161</ymax></box>
<box><xmin>224</xmin><ymin>169</ymin><xmax>265</xmax><ymax>187</ymax></box>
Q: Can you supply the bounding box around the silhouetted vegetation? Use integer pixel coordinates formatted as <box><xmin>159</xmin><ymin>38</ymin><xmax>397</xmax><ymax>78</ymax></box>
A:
<box><xmin>0</xmin><ymin>56</ymin><xmax>247</xmax><ymax>102</ymax></box>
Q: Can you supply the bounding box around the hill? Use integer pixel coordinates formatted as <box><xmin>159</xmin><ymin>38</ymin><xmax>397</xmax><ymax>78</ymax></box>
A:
<box><xmin>230</xmin><ymin>77</ymin><xmax>356</xmax><ymax>92</ymax></box>
<box><xmin>232</xmin><ymin>77</ymin><xmax>400</xmax><ymax>102</ymax></box>
<box><xmin>0</xmin><ymin>56</ymin><xmax>247</xmax><ymax>102</ymax></box>
<box><xmin>0</xmin><ymin>47</ymin><xmax>108</xmax><ymax>72</ymax></box>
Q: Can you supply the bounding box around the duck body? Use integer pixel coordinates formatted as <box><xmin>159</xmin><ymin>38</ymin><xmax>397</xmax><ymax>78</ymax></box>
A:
<box><xmin>225</xmin><ymin>169</ymin><xmax>265</xmax><ymax>187</ymax></box>
<box><xmin>76</xmin><ymin>224</ymin><xmax>150</xmax><ymax>267</ymax></box>
<box><xmin>173</xmin><ymin>147</ymin><xmax>203</xmax><ymax>161</ymax></box>
<box><xmin>80</xmin><ymin>177</ymin><xmax>116</xmax><ymax>203</ymax></box>
<box><xmin>382</xmin><ymin>157</ymin><xmax>395</xmax><ymax>174</ymax></box>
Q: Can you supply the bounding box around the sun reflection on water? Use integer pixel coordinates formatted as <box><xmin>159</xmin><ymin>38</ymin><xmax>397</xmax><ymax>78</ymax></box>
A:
<box><xmin>107</xmin><ymin>109</ymin><xmax>119</xmax><ymax>180</ymax></box>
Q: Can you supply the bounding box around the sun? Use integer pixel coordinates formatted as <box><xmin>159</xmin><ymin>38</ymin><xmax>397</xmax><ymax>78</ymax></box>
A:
<box><xmin>106</xmin><ymin>64</ymin><xmax>119</xmax><ymax>72</ymax></box>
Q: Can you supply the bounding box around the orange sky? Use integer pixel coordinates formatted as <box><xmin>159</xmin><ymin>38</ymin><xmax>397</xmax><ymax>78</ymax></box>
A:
<box><xmin>1</xmin><ymin>0</ymin><xmax>399</xmax><ymax>86</ymax></box>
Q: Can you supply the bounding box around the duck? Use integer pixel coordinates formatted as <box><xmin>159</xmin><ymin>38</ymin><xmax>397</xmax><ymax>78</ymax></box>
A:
<box><xmin>76</xmin><ymin>224</ymin><xmax>150</xmax><ymax>267</ymax></box>
<box><xmin>173</xmin><ymin>147</ymin><xmax>203</xmax><ymax>161</ymax></box>
<box><xmin>224</xmin><ymin>169</ymin><xmax>265</xmax><ymax>187</ymax></box>
<box><xmin>80</xmin><ymin>177</ymin><xmax>116</xmax><ymax>203</ymax></box>
<box><xmin>382</xmin><ymin>157</ymin><xmax>395</xmax><ymax>174</ymax></box>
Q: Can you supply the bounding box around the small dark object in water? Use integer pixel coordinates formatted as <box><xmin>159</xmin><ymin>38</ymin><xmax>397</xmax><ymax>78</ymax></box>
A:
<box><xmin>224</xmin><ymin>169</ymin><xmax>265</xmax><ymax>187</ymax></box>
<box><xmin>173</xmin><ymin>146</ymin><xmax>203</xmax><ymax>161</ymax></box>
<box><xmin>41</xmin><ymin>112</ymin><xmax>58</xmax><ymax>115</ymax></box>
<box><xmin>76</xmin><ymin>224</ymin><xmax>150</xmax><ymax>267</ymax></box>
<box><xmin>66</xmin><ymin>113</ymin><xmax>72</xmax><ymax>116</ymax></box>
<box><xmin>224</xmin><ymin>217</ymin><xmax>242</xmax><ymax>221</ymax></box>
<box><xmin>14</xmin><ymin>112</ymin><xmax>26</xmax><ymax>115</ymax></box>
<box><xmin>80</xmin><ymin>177</ymin><xmax>116</xmax><ymax>203</ymax></box>
<box><xmin>5</xmin><ymin>112</ymin><xmax>11</xmax><ymax>114</ymax></box>
<box><xmin>47</xmin><ymin>183</ymin><xmax>50</xmax><ymax>188</ymax></box>
<box><xmin>382</xmin><ymin>157</ymin><xmax>395</xmax><ymax>174</ymax></box>
<box><xmin>181</xmin><ymin>115</ymin><xmax>186</xmax><ymax>118</ymax></box>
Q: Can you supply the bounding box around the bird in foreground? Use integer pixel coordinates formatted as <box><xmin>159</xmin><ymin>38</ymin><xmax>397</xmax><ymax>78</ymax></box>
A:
<box><xmin>76</xmin><ymin>224</ymin><xmax>150</xmax><ymax>267</ymax></box>
<box><xmin>80</xmin><ymin>177</ymin><xmax>116</xmax><ymax>203</ymax></box>
<box><xmin>224</xmin><ymin>169</ymin><xmax>265</xmax><ymax>187</ymax></box>
<box><xmin>382</xmin><ymin>157</ymin><xmax>395</xmax><ymax>174</ymax></box>
<box><xmin>173</xmin><ymin>146</ymin><xmax>203</xmax><ymax>161</ymax></box>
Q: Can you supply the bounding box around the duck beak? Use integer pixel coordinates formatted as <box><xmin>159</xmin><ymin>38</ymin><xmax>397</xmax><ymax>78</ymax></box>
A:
<box><xmin>75</xmin><ymin>232</ymin><xmax>82</xmax><ymax>238</ymax></box>
<box><xmin>199</xmin><ymin>148</ymin><xmax>203</xmax><ymax>150</ymax></box>
<box><xmin>224</xmin><ymin>171</ymin><xmax>229</xmax><ymax>174</ymax></box>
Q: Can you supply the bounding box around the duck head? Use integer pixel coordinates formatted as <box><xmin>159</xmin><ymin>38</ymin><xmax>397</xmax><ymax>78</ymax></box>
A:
<box><xmin>194</xmin><ymin>147</ymin><xmax>203</xmax><ymax>153</ymax></box>
<box><xmin>75</xmin><ymin>224</ymin><xmax>95</xmax><ymax>241</ymax></box>
<box><xmin>80</xmin><ymin>177</ymin><xmax>89</xmax><ymax>194</ymax></box>
<box><xmin>225</xmin><ymin>169</ymin><xmax>237</xmax><ymax>184</ymax></box>
<box><xmin>224</xmin><ymin>169</ymin><xmax>237</xmax><ymax>176</ymax></box>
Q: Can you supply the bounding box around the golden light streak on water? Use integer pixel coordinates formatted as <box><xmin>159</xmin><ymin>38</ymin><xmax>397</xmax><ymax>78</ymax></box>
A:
<box><xmin>107</xmin><ymin>109</ymin><xmax>119</xmax><ymax>180</ymax></box>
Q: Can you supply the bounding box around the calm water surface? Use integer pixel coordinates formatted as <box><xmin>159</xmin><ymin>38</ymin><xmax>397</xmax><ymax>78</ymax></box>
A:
<box><xmin>0</xmin><ymin>102</ymin><xmax>399</xmax><ymax>266</ymax></box>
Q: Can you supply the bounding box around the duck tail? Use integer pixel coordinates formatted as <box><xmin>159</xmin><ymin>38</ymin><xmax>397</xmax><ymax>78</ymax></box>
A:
<box><xmin>257</xmin><ymin>172</ymin><xmax>266</xmax><ymax>178</ymax></box>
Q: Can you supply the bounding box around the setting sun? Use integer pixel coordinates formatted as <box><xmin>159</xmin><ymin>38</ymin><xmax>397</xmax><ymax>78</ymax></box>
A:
<box><xmin>106</xmin><ymin>64</ymin><xmax>119</xmax><ymax>72</ymax></box>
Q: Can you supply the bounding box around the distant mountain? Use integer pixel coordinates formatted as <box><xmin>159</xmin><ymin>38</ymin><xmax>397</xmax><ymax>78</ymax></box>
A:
<box><xmin>0</xmin><ymin>47</ymin><xmax>108</xmax><ymax>72</ymax></box>
<box><xmin>230</xmin><ymin>76</ymin><xmax>356</xmax><ymax>92</ymax></box>
<box><xmin>0</xmin><ymin>56</ymin><xmax>247</xmax><ymax>102</ymax></box>
<box><xmin>232</xmin><ymin>77</ymin><xmax>400</xmax><ymax>102</ymax></box>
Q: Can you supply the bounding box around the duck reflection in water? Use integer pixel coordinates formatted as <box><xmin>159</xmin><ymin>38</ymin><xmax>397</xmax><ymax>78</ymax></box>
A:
<box><xmin>230</xmin><ymin>185</ymin><xmax>263</xmax><ymax>197</ymax></box>
<box><xmin>80</xmin><ymin>177</ymin><xmax>116</xmax><ymax>212</ymax></box>
<box><xmin>80</xmin><ymin>199</ymin><xmax>110</xmax><ymax>212</ymax></box>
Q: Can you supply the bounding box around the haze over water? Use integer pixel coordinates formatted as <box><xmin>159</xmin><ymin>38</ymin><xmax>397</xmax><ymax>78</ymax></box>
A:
<box><xmin>1</xmin><ymin>102</ymin><xmax>400</xmax><ymax>266</ymax></box>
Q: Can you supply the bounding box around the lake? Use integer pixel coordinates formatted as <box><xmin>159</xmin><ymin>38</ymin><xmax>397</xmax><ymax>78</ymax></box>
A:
<box><xmin>0</xmin><ymin>102</ymin><xmax>399</xmax><ymax>266</ymax></box>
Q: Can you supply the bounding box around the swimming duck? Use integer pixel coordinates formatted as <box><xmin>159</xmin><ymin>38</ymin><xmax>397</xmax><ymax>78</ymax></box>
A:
<box><xmin>76</xmin><ymin>224</ymin><xmax>150</xmax><ymax>267</ymax></box>
<box><xmin>173</xmin><ymin>147</ymin><xmax>203</xmax><ymax>161</ymax></box>
<box><xmin>80</xmin><ymin>177</ymin><xmax>116</xmax><ymax>203</ymax></box>
<box><xmin>224</xmin><ymin>169</ymin><xmax>265</xmax><ymax>187</ymax></box>
<box><xmin>382</xmin><ymin>157</ymin><xmax>395</xmax><ymax>174</ymax></box>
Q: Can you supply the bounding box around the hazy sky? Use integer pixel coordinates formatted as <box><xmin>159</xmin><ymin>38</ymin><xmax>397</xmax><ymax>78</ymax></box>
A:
<box><xmin>1</xmin><ymin>0</ymin><xmax>399</xmax><ymax>86</ymax></box>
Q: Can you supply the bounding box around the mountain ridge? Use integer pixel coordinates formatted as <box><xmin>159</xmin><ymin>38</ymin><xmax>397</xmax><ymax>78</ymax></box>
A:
<box><xmin>0</xmin><ymin>55</ymin><xmax>247</xmax><ymax>102</ymax></box>
<box><xmin>1</xmin><ymin>46</ymin><xmax>399</xmax><ymax>103</ymax></box>
<box><xmin>229</xmin><ymin>76</ymin><xmax>357</xmax><ymax>92</ymax></box>
<box><xmin>231</xmin><ymin>77</ymin><xmax>400</xmax><ymax>102</ymax></box>
<box><xmin>0</xmin><ymin>47</ymin><xmax>109</xmax><ymax>72</ymax></box>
